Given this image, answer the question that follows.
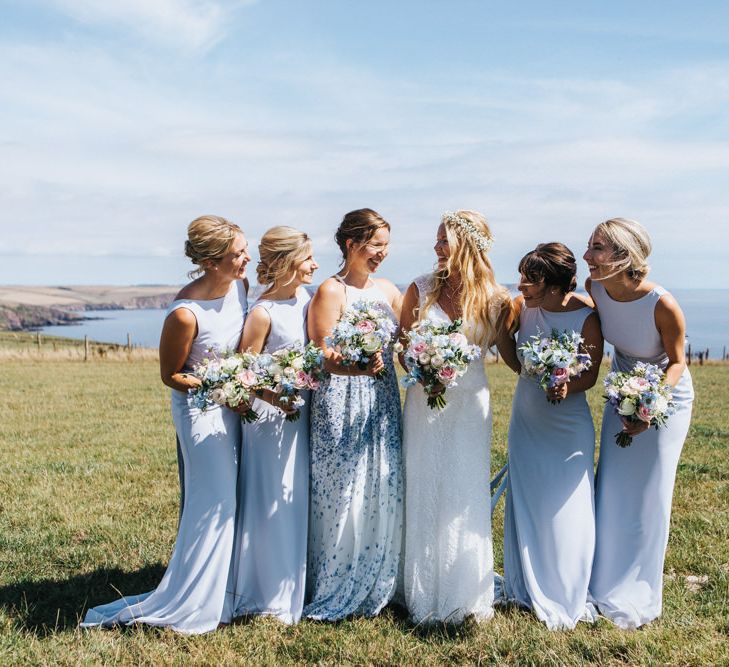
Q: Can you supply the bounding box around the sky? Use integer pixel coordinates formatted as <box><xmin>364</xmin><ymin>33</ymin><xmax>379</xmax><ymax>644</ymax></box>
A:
<box><xmin>1</xmin><ymin>0</ymin><xmax>728</xmax><ymax>288</ymax></box>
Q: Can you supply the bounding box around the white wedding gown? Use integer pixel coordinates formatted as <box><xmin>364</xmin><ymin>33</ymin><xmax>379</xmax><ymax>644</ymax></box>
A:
<box><xmin>401</xmin><ymin>273</ymin><xmax>495</xmax><ymax>624</ymax></box>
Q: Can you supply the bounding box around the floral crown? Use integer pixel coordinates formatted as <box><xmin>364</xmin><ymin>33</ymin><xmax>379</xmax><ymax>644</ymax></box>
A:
<box><xmin>441</xmin><ymin>211</ymin><xmax>493</xmax><ymax>252</ymax></box>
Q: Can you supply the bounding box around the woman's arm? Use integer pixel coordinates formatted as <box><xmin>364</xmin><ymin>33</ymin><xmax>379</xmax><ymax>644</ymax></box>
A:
<box><xmin>239</xmin><ymin>305</ymin><xmax>271</xmax><ymax>354</ymax></box>
<box><xmin>159</xmin><ymin>308</ymin><xmax>199</xmax><ymax>392</ymax></box>
<box><xmin>494</xmin><ymin>296</ymin><xmax>521</xmax><ymax>374</ymax></box>
<box><xmin>397</xmin><ymin>282</ymin><xmax>419</xmax><ymax>372</ymax></box>
<box><xmin>548</xmin><ymin>311</ymin><xmax>604</xmax><ymax>400</ymax></box>
<box><xmin>655</xmin><ymin>294</ymin><xmax>688</xmax><ymax>387</ymax></box>
<box><xmin>307</xmin><ymin>279</ymin><xmax>383</xmax><ymax>377</ymax></box>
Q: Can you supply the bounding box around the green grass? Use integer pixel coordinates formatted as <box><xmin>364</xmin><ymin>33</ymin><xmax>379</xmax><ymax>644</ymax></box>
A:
<box><xmin>1</xmin><ymin>351</ymin><xmax>727</xmax><ymax>665</ymax></box>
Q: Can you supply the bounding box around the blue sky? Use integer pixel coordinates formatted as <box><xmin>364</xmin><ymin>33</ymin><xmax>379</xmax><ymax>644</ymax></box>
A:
<box><xmin>1</xmin><ymin>0</ymin><xmax>727</xmax><ymax>288</ymax></box>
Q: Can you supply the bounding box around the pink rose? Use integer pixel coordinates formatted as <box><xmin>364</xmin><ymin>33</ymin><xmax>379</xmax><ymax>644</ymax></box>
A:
<box><xmin>294</xmin><ymin>371</ymin><xmax>310</xmax><ymax>389</ymax></box>
<box><xmin>356</xmin><ymin>320</ymin><xmax>375</xmax><ymax>334</ymax></box>
<box><xmin>637</xmin><ymin>405</ymin><xmax>652</xmax><ymax>422</ymax></box>
<box><xmin>551</xmin><ymin>367</ymin><xmax>569</xmax><ymax>384</ymax></box>
<box><xmin>437</xmin><ymin>366</ymin><xmax>457</xmax><ymax>384</ymax></box>
<box><xmin>235</xmin><ymin>369</ymin><xmax>258</xmax><ymax>387</ymax></box>
<box><xmin>412</xmin><ymin>341</ymin><xmax>428</xmax><ymax>354</ymax></box>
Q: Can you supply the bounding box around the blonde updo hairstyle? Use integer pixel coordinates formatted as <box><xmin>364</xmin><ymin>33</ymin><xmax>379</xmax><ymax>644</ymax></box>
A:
<box><xmin>257</xmin><ymin>226</ymin><xmax>312</xmax><ymax>287</ymax></box>
<box><xmin>593</xmin><ymin>217</ymin><xmax>652</xmax><ymax>281</ymax></box>
<box><xmin>335</xmin><ymin>208</ymin><xmax>390</xmax><ymax>266</ymax></box>
<box><xmin>185</xmin><ymin>215</ymin><xmax>242</xmax><ymax>278</ymax></box>
<box><xmin>421</xmin><ymin>210</ymin><xmax>511</xmax><ymax>346</ymax></box>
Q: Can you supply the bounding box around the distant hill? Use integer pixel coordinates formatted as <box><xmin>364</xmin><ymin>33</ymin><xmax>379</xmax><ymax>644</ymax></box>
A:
<box><xmin>0</xmin><ymin>285</ymin><xmax>181</xmax><ymax>331</ymax></box>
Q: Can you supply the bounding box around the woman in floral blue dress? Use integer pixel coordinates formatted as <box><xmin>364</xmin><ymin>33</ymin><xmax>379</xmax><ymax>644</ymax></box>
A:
<box><xmin>304</xmin><ymin>208</ymin><xmax>403</xmax><ymax>621</ymax></box>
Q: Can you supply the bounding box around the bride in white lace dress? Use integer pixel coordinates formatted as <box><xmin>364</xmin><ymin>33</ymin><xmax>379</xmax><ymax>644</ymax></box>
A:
<box><xmin>399</xmin><ymin>211</ymin><xmax>512</xmax><ymax>624</ymax></box>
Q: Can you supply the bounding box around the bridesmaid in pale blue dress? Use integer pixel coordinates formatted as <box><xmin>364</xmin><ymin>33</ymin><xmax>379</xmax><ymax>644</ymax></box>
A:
<box><xmin>82</xmin><ymin>215</ymin><xmax>250</xmax><ymax>634</ymax></box>
<box><xmin>584</xmin><ymin>218</ymin><xmax>694</xmax><ymax>629</ymax></box>
<box><xmin>304</xmin><ymin>208</ymin><xmax>403</xmax><ymax>621</ymax></box>
<box><xmin>232</xmin><ymin>226</ymin><xmax>318</xmax><ymax>625</ymax></box>
<box><xmin>500</xmin><ymin>243</ymin><xmax>603</xmax><ymax>630</ymax></box>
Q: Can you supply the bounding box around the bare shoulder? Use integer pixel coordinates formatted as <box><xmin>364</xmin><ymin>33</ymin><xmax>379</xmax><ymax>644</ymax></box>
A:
<box><xmin>246</xmin><ymin>303</ymin><xmax>272</xmax><ymax>326</ymax></box>
<box><xmin>655</xmin><ymin>290</ymin><xmax>683</xmax><ymax>320</ymax></box>
<box><xmin>174</xmin><ymin>279</ymin><xmax>202</xmax><ymax>301</ymax></box>
<box><xmin>570</xmin><ymin>292</ymin><xmax>595</xmax><ymax>309</ymax></box>
<box><xmin>403</xmin><ymin>281</ymin><xmax>419</xmax><ymax>299</ymax></box>
<box><xmin>316</xmin><ymin>277</ymin><xmax>346</xmax><ymax>298</ymax></box>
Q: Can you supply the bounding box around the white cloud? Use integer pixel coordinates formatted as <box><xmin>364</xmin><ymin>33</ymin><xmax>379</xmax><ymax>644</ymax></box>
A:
<box><xmin>0</xmin><ymin>28</ymin><xmax>727</xmax><ymax>287</ymax></box>
<box><xmin>42</xmin><ymin>0</ymin><xmax>256</xmax><ymax>51</ymax></box>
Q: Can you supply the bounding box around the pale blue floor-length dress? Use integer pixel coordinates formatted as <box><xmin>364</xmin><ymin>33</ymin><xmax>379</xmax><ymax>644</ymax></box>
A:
<box><xmin>501</xmin><ymin>304</ymin><xmax>597</xmax><ymax>630</ymax></box>
<box><xmin>232</xmin><ymin>289</ymin><xmax>311</xmax><ymax>624</ymax></box>
<box><xmin>82</xmin><ymin>280</ymin><xmax>247</xmax><ymax>635</ymax></box>
<box><xmin>304</xmin><ymin>279</ymin><xmax>403</xmax><ymax>621</ymax></box>
<box><xmin>401</xmin><ymin>274</ymin><xmax>495</xmax><ymax>624</ymax></box>
<box><xmin>589</xmin><ymin>281</ymin><xmax>694</xmax><ymax>629</ymax></box>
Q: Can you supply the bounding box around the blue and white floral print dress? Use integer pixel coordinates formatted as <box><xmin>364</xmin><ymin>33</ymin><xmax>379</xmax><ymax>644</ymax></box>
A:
<box><xmin>304</xmin><ymin>279</ymin><xmax>403</xmax><ymax>621</ymax></box>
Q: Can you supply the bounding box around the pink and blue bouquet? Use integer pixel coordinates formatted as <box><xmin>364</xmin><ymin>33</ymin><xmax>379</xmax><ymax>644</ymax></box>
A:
<box><xmin>398</xmin><ymin>318</ymin><xmax>481</xmax><ymax>409</ymax></box>
<box><xmin>256</xmin><ymin>341</ymin><xmax>327</xmax><ymax>421</ymax></box>
<box><xmin>326</xmin><ymin>299</ymin><xmax>397</xmax><ymax>378</ymax></box>
<box><xmin>188</xmin><ymin>349</ymin><xmax>263</xmax><ymax>422</ymax></box>
<box><xmin>603</xmin><ymin>361</ymin><xmax>675</xmax><ymax>447</ymax></box>
<box><xmin>518</xmin><ymin>328</ymin><xmax>593</xmax><ymax>404</ymax></box>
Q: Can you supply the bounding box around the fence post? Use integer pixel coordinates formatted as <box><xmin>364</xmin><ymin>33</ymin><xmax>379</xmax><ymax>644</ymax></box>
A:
<box><xmin>84</xmin><ymin>335</ymin><xmax>89</xmax><ymax>362</ymax></box>
<box><xmin>127</xmin><ymin>333</ymin><xmax>132</xmax><ymax>353</ymax></box>
<box><xmin>36</xmin><ymin>331</ymin><xmax>42</xmax><ymax>351</ymax></box>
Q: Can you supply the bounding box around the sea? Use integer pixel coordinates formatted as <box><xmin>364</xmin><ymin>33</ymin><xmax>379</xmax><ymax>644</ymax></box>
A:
<box><xmin>39</xmin><ymin>289</ymin><xmax>729</xmax><ymax>358</ymax></box>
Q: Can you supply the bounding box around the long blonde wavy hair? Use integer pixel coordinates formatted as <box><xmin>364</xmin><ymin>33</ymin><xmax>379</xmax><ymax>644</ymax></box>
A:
<box><xmin>421</xmin><ymin>210</ymin><xmax>511</xmax><ymax>346</ymax></box>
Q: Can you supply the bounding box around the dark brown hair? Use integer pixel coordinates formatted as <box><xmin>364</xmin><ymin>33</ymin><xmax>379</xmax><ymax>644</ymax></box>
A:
<box><xmin>518</xmin><ymin>242</ymin><xmax>578</xmax><ymax>294</ymax></box>
<box><xmin>334</xmin><ymin>208</ymin><xmax>390</xmax><ymax>263</ymax></box>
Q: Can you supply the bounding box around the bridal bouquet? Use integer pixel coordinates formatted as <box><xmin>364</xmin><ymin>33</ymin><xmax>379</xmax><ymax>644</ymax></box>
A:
<box><xmin>603</xmin><ymin>361</ymin><xmax>675</xmax><ymax>447</ymax></box>
<box><xmin>326</xmin><ymin>300</ymin><xmax>397</xmax><ymax>378</ymax></box>
<box><xmin>188</xmin><ymin>349</ymin><xmax>263</xmax><ymax>422</ymax></box>
<box><xmin>256</xmin><ymin>341</ymin><xmax>327</xmax><ymax>421</ymax></box>
<box><xmin>518</xmin><ymin>328</ymin><xmax>593</xmax><ymax>404</ymax></box>
<box><xmin>398</xmin><ymin>318</ymin><xmax>481</xmax><ymax>409</ymax></box>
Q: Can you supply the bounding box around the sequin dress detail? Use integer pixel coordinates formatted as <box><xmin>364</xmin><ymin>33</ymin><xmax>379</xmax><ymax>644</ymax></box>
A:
<box><xmin>304</xmin><ymin>278</ymin><xmax>403</xmax><ymax>621</ymax></box>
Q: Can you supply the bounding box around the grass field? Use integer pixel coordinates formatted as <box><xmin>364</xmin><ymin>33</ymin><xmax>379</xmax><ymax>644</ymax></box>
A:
<box><xmin>1</xmin><ymin>337</ymin><xmax>727</xmax><ymax>665</ymax></box>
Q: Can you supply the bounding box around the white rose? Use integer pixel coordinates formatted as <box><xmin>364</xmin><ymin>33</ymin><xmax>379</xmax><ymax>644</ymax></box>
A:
<box><xmin>655</xmin><ymin>395</ymin><xmax>669</xmax><ymax>413</ymax></box>
<box><xmin>431</xmin><ymin>355</ymin><xmax>445</xmax><ymax>368</ymax></box>
<box><xmin>210</xmin><ymin>388</ymin><xmax>227</xmax><ymax>405</ymax></box>
<box><xmin>617</xmin><ymin>397</ymin><xmax>636</xmax><ymax>416</ymax></box>
<box><xmin>361</xmin><ymin>333</ymin><xmax>381</xmax><ymax>353</ymax></box>
<box><xmin>418</xmin><ymin>352</ymin><xmax>431</xmax><ymax>366</ymax></box>
<box><xmin>291</xmin><ymin>356</ymin><xmax>304</xmax><ymax>370</ymax></box>
<box><xmin>221</xmin><ymin>357</ymin><xmax>240</xmax><ymax>373</ymax></box>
